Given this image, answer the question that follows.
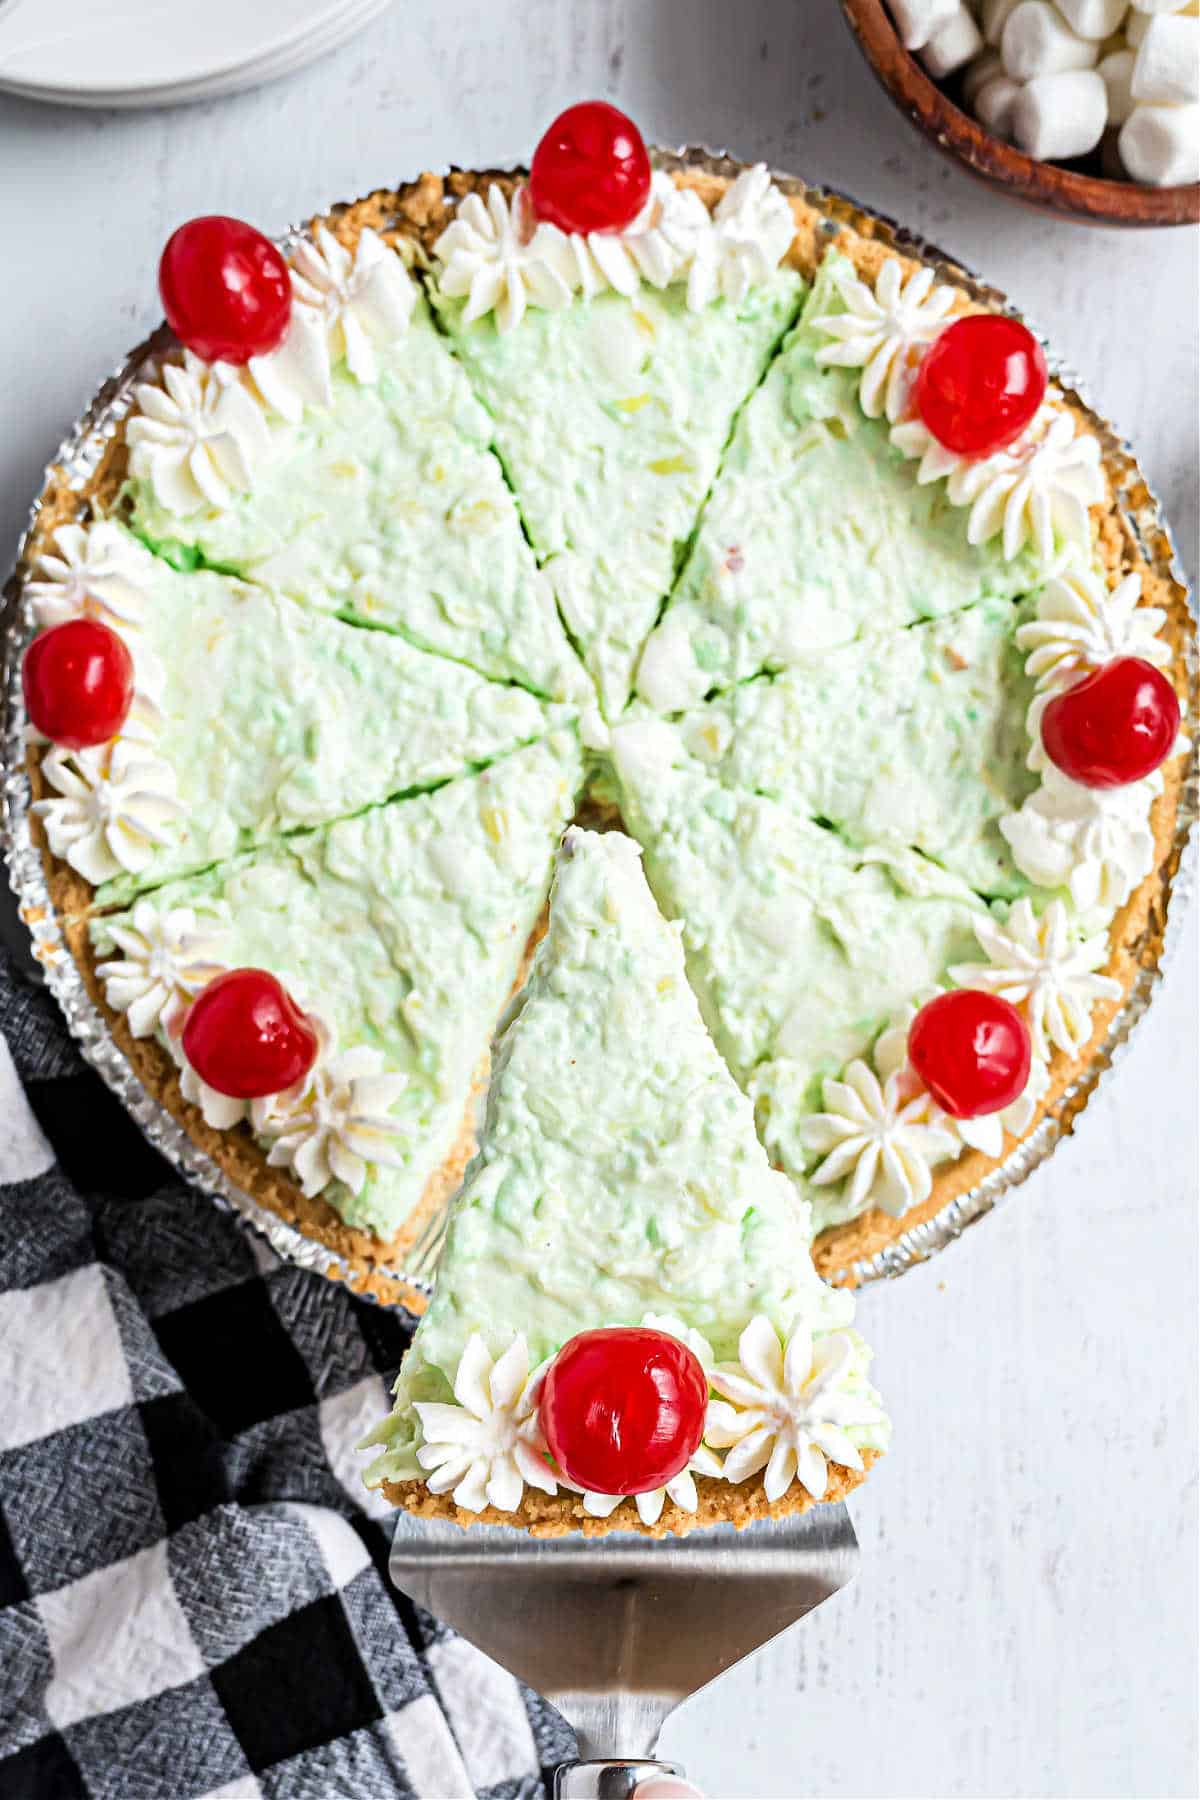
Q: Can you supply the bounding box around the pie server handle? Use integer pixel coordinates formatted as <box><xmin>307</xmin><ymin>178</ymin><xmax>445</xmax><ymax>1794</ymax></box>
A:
<box><xmin>553</xmin><ymin>1759</ymin><xmax>695</xmax><ymax>1798</ymax></box>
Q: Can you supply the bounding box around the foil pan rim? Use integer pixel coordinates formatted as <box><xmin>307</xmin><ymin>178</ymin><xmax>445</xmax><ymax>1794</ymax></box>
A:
<box><xmin>2</xmin><ymin>148</ymin><xmax>1196</xmax><ymax>1308</ymax></box>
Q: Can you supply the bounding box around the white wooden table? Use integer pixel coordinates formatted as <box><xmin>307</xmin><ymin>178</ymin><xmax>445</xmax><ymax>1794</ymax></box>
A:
<box><xmin>3</xmin><ymin>5</ymin><xmax>1196</xmax><ymax>1795</ymax></box>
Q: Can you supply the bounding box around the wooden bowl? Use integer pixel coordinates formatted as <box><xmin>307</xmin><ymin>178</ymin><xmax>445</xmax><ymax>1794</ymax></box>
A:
<box><xmin>840</xmin><ymin>0</ymin><xmax>1200</xmax><ymax>226</ymax></box>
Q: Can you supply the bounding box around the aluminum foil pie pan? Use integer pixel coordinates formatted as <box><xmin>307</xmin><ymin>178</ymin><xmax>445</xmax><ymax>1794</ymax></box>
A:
<box><xmin>2</xmin><ymin>148</ymin><xmax>1196</xmax><ymax>1310</ymax></box>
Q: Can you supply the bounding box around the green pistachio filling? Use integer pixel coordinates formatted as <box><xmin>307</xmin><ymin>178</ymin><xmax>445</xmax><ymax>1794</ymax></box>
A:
<box><xmin>629</xmin><ymin>595</ymin><xmax>1039</xmax><ymax>898</ymax></box>
<box><xmin>610</xmin><ymin>726</ymin><xmax>990</xmax><ymax>1223</ymax></box>
<box><xmin>91</xmin><ymin>526</ymin><xmax>572</xmax><ymax>907</ymax></box>
<box><xmin>365</xmin><ymin>828</ymin><xmax>887</xmax><ymax>1487</ymax></box>
<box><xmin>90</xmin><ymin>218</ymin><xmax>1085</xmax><ymax>1278</ymax></box>
<box><xmin>431</xmin><ymin>274</ymin><xmax>806</xmax><ymax>719</ymax></box>
<box><xmin>91</xmin><ymin>734</ymin><xmax>582</xmax><ymax>1238</ymax></box>
<box><xmin>636</xmin><ymin>250</ymin><xmax>1043</xmax><ymax>709</ymax></box>
<box><xmin>127</xmin><ymin>298</ymin><xmax>588</xmax><ymax>704</ymax></box>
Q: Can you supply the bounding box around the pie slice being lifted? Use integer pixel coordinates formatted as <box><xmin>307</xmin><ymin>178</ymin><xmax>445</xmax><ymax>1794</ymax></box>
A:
<box><xmin>364</xmin><ymin>827</ymin><xmax>888</xmax><ymax>1535</ymax></box>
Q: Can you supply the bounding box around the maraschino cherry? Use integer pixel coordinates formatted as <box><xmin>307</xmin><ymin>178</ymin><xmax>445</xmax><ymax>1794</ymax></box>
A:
<box><xmin>529</xmin><ymin>101</ymin><xmax>652</xmax><ymax>236</ymax></box>
<box><xmin>181</xmin><ymin>969</ymin><xmax>318</xmax><ymax>1099</ymax></box>
<box><xmin>159</xmin><ymin>216</ymin><xmax>292</xmax><ymax>365</ymax></box>
<box><xmin>539</xmin><ymin>1326</ymin><xmax>707</xmax><ymax>1496</ymax></box>
<box><xmin>23</xmin><ymin>619</ymin><xmax>134</xmax><ymax>750</ymax></box>
<box><xmin>1041</xmin><ymin>656</ymin><xmax>1180</xmax><ymax>789</ymax></box>
<box><xmin>908</xmin><ymin>990</ymin><xmax>1031</xmax><ymax>1120</ymax></box>
<box><xmin>915</xmin><ymin>315</ymin><xmax>1047</xmax><ymax>459</ymax></box>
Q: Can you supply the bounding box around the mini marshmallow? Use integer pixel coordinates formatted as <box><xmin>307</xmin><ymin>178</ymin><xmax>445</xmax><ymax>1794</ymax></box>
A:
<box><xmin>1002</xmin><ymin>2</ymin><xmax>1100</xmax><ymax>79</ymax></box>
<box><xmin>1119</xmin><ymin>99</ymin><xmax>1200</xmax><ymax>180</ymax></box>
<box><xmin>1054</xmin><ymin>0</ymin><xmax>1129</xmax><ymax>37</ymax></box>
<box><xmin>1127</xmin><ymin>0</ymin><xmax>1188</xmax><ymax>14</ymax></box>
<box><xmin>982</xmin><ymin>0</ymin><xmax>1020</xmax><ymax>42</ymax></box>
<box><xmin>1131</xmin><ymin>12</ymin><xmax>1200</xmax><ymax>101</ymax></box>
<box><xmin>962</xmin><ymin>47</ymin><xmax>1004</xmax><ymax>102</ymax></box>
<box><xmin>975</xmin><ymin>71</ymin><xmax>1023</xmax><ymax>131</ymax></box>
<box><xmin>1099</xmin><ymin>45</ymin><xmax>1139</xmax><ymax>119</ymax></box>
<box><xmin>921</xmin><ymin>3</ymin><xmax>986</xmax><ymax>74</ymax></box>
<box><xmin>1012</xmin><ymin>66</ymin><xmax>1109</xmax><ymax>153</ymax></box>
<box><xmin>888</xmin><ymin>0</ymin><xmax>961</xmax><ymax>49</ymax></box>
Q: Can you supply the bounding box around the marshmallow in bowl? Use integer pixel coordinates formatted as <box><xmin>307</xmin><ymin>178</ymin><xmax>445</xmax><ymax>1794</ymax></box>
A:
<box><xmin>1001</xmin><ymin>2</ymin><xmax>1099</xmax><ymax>79</ymax></box>
<box><xmin>921</xmin><ymin>3</ymin><xmax>986</xmax><ymax>73</ymax></box>
<box><xmin>890</xmin><ymin>0</ymin><xmax>962</xmax><ymax>47</ymax></box>
<box><xmin>1119</xmin><ymin>101</ymin><xmax>1200</xmax><ymax>181</ymax></box>
<box><xmin>1012</xmin><ymin>66</ymin><xmax>1109</xmax><ymax>153</ymax></box>
<box><xmin>1131</xmin><ymin>13</ymin><xmax>1200</xmax><ymax>102</ymax></box>
<box><xmin>975</xmin><ymin>70</ymin><xmax>1023</xmax><ymax>128</ymax></box>
<box><xmin>886</xmin><ymin>0</ymin><xmax>1200</xmax><ymax>183</ymax></box>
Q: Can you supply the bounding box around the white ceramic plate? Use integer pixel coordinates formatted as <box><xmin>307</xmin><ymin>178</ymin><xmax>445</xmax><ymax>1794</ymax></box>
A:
<box><xmin>0</xmin><ymin>0</ymin><xmax>393</xmax><ymax>106</ymax></box>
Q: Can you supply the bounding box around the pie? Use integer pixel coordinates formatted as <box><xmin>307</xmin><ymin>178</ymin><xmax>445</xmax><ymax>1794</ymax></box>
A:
<box><xmin>13</xmin><ymin>108</ymin><xmax>1190</xmax><ymax>1526</ymax></box>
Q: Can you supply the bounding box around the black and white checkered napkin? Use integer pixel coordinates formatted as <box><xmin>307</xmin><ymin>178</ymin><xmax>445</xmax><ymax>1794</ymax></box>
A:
<box><xmin>0</xmin><ymin>946</ymin><xmax>573</xmax><ymax>1799</ymax></box>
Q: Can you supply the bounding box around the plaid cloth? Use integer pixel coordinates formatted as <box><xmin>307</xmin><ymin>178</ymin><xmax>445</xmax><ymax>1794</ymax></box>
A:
<box><xmin>0</xmin><ymin>944</ymin><xmax>574</xmax><ymax>1799</ymax></box>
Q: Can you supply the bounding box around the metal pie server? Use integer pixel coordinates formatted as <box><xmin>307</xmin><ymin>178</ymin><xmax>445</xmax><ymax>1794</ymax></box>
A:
<box><xmin>389</xmin><ymin>1502</ymin><xmax>860</xmax><ymax>1798</ymax></box>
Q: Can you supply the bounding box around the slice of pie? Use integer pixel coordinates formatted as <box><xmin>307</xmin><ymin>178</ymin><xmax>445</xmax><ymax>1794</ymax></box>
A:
<box><xmin>635</xmin><ymin>246</ymin><xmax>1081</xmax><ymax>711</ymax></box>
<box><xmin>620</xmin><ymin>594</ymin><xmax>1037</xmax><ymax>900</ymax></box>
<box><xmin>30</xmin><ymin>520</ymin><xmax>570</xmax><ymax>907</ymax></box>
<box><xmin>429</xmin><ymin>172</ymin><xmax>805</xmax><ymax>719</ymax></box>
<box><xmin>609</xmin><ymin>725</ymin><xmax>987</xmax><ymax>1199</ymax></box>
<box><xmin>124</xmin><ymin>234</ymin><xmax>586</xmax><ymax>705</ymax></box>
<box><xmin>364</xmin><ymin>827</ymin><xmax>888</xmax><ymax>1534</ymax></box>
<box><xmin>85</xmin><ymin>733</ymin><xmax>581</xmax><ymax>1265</ymax></box>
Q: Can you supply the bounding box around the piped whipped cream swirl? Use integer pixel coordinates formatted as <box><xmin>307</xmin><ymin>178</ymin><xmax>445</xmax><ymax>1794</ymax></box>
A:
<box><xmin>891</xmin><ymin>406</ymin><xmax>1104</xmax><ymax>566</ymax></box>
<box><xmin>128</xmin><ymin>227</ymin><xmax>416</xmax><ymax>509</ymax></box>
<box><xmin>250</xmin><ymin>225</ymin><xmax>417</xmax><ymax>418</ymax></box>
<box><xmin>127</xmin><ymin>352</ymin><xmax>271</xmax><ymax>516</ymax></box>
<box><xmin>433</xmin><ymin>165</ymin><xmax>795</xmax><ymax>331</ymax></box>
<box><xmin>811</xmin><ymin>259</ymin><xmax>957</xmax><ymax>423</ymax></box>
<box><xmin>35</xmin><ymin>741</ymin><xmax>182</xmax><ymax>885</ymax></box>
<box><xmin>414</xmin><ymin>1332</ymin><xmax>557</xmax><ymax>1514</ymax></box>
<box><xmin>96</xmin><ymin>901</ymin><xmax>228</xmax><ymax>1039</ymax></box>
<box><xmin>707</xmin><ymin>1317</ymin><xmax>886</xmax><ymax>1504</ymax></box>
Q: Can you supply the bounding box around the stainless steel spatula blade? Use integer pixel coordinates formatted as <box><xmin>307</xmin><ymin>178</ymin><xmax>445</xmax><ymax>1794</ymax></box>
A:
<box><xmin>389</xmin><ymin>1503</ymin><xmax>860</xmax><ymax>1797</ymax></box>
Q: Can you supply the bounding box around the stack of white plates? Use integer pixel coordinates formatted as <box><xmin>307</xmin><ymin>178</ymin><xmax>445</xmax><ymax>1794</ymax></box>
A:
<box><xmin>0</xmin><ymin>0</ymin><xmax>393</xmax><ymax>107</ymax></box>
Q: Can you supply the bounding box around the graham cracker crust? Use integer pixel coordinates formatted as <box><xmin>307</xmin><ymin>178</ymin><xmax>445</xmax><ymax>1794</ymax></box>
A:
<box><xmin>13</xmin><ymin>166</ymin><xmax>1195</xmax><ymax>1311</ymax></box>
<box><xmin>383</xmin><ymin>1449</ymin><xmax>877</xmax><ymax>1540</ymax></box>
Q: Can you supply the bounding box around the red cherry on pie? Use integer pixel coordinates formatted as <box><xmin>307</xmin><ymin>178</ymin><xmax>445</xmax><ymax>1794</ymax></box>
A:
<box><xmin>915</xmin><ymin>314</ymin><xmax>1048</xmax><ymax>459</ymax></box>
<box><xmin>22</xmin><ymin>619</ymin><xmax>134</xmax><ymax>750</ymax></box>
<box><xmin>529</xmin><ymin>101</ymin><xmax>652</xmax><ymax>236</ymax></box>
<box><xmin>1040</xmin><ymin>657</ymin><xmax>1180</xmax><ymax>789</ymax></box>
<box><xmin>908</xmin><ymin>990</ymin><xmax>1031</xmax><ymax>1120</ymax></box>
<box><xmin>539</xmin><ymin>1326</ymin><xmax>708</xmax><ymax>1495</ymax></box>
<box><xmin>181</xmin><ymin>968</ymin><xmax>319</xmax><ymax>1099</ymax></box>
<box><xmin>159</xmin><ymin>216</ymin><xmax>292</xmax><ymax>365</ymax></box>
